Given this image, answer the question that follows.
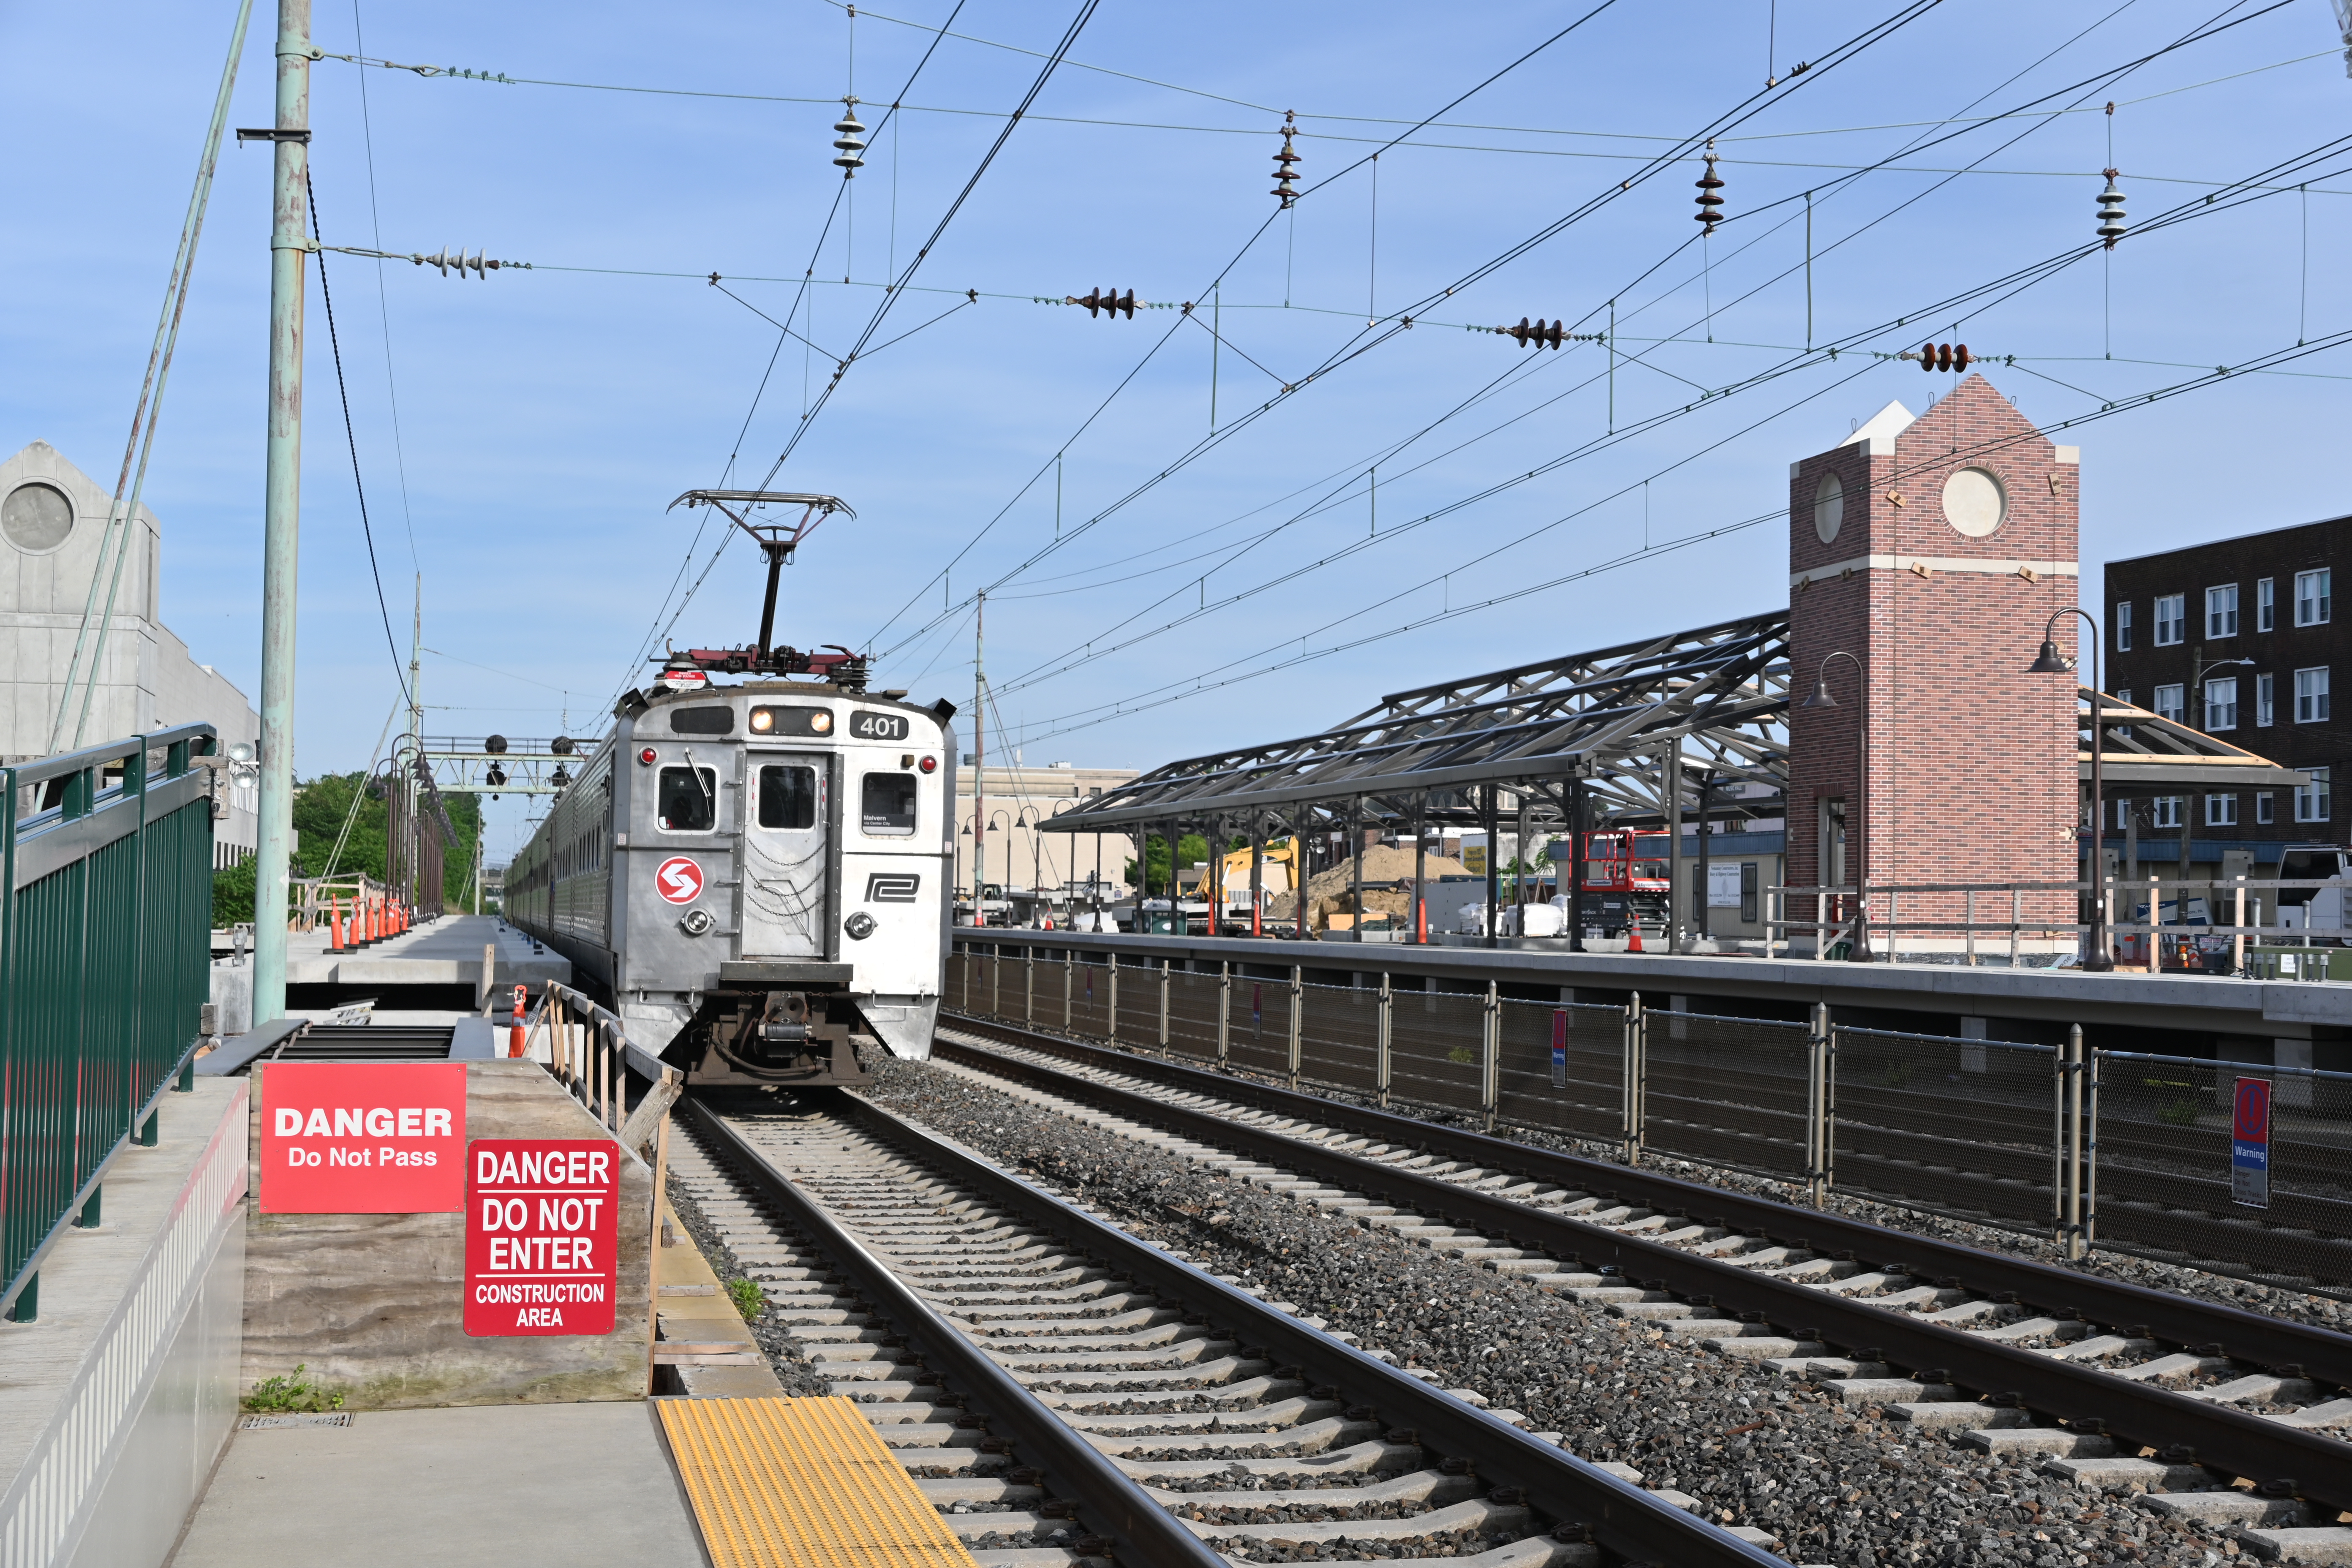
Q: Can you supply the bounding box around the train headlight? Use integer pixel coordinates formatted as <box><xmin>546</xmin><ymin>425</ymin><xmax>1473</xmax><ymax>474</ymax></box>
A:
<box><xmin>918</xmin><ymin>754</ymin><xmax>938</xmax><ymax>774</ymax></box>
<box><xmin>749</xmin><ymin>709</ymin><xmax>773</xmax><ymax>734</ymax></box>
<box><xmin>844</xmin><ymin>911</ymin><xmax>877</xmax><ymax>940</ymax></box>
<box><xmin>809</xmin><ymin>710</ymin><xmax>833</xmax><ymax>734</ymax></box>
<box><xmin>679</xmin><ymin>909</ymin><xmax>714</xmax><ymax>936</ymax></box>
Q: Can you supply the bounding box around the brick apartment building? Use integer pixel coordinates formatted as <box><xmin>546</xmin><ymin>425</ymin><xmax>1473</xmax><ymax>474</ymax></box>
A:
<box><xmin>2106</xmin><ymin>515</ymin><xmax>2348</xmax><ymax>863</ymax></box>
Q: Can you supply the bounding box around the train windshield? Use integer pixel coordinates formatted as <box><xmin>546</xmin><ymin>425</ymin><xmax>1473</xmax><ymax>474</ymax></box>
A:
<box><xmin>657</xmin><ymin>765</ymin><xmax>717</xmax><ymax>831</ymax></box>
<box><xmin>862</xmin><ymin>772</ymin><xmax>917</xmax><ymax>835</ymax></box>
<box><xmin>757</xmin><ymin>765</ymin><xmax>817</xmax><ymax>830</ymax></box>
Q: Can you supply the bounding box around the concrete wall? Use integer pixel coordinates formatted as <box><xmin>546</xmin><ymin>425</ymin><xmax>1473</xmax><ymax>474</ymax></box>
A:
<box><xmin>240</xmin><ymin>1062</ymin><xmax>653</xmax><ymax>1408</ymax></box>
<box><xmin>0</xmin><ymin>1080</ymin><xmax>250</xmax><ymax>1568</ymax></box>
<box><xmin>0</xmin><ymin>442</ymin><xmax>259</xmax><ymax>863</ymax></box>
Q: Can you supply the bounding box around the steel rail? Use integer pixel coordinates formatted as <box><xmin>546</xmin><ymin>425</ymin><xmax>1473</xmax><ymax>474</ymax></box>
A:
<box><xmin>936</xmin><ymin>1017</ymin><xmax>2352</xmax><ymax>1508</ymax></box>
<box><xmin>678</xmin><ymin>1093</ymin><xmax>1227</xmax><ymax>1568</ymax></box>
<box><xmin>684</xmin><ymin>1089</ymin><xmax>1785</xmax><ymax>1568</ymax></box>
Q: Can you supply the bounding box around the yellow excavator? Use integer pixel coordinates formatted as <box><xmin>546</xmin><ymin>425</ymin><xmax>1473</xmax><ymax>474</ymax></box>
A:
<box><xmin>1211</xmin><ymin>835</ymin><xmax>1299</xmax><ymax>896</ymax></box>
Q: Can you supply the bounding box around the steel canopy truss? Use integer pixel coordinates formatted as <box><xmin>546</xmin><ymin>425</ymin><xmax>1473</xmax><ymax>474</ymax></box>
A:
<box><xmin>1043</xmin><ymin>610</ymin><xmax>1793</xmax><ymax>840</ymax></box>
<box><xmin>2079</xmin><ymin>691</ymin><xmax>2307</xmax><ymax>792</ymax></box>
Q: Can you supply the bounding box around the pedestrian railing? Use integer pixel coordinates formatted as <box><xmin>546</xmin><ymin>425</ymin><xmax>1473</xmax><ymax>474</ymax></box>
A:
<box><xmin>1772</xmin><ymin>877</ymin><xmax>2352</xmax><ymax>966</ymax></box>
<box><xmin>3</xmin><ymin>723</ymin><xmax>219</xmax><ymax>1321</ymax></box>
<box><xmin>944</xmin><ymin>940</ymin><xmax>2351</xmax><ymax>1294</ymax></box>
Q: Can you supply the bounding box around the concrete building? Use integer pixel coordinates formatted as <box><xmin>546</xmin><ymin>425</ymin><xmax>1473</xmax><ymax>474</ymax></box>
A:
<box><xmin>2</xmin><ymin>441</ymin><xmax>259</xmax><ymax>866</ymax></box>
<box><xmin>2105</xmin><ymin>514</ymin><xmax>2349</xmax><ymax>866</ymax></box>
<box><xmin>953</xmin><ymin>760</ymin><xmax>1139</xmax><ymax>897</ymax></box>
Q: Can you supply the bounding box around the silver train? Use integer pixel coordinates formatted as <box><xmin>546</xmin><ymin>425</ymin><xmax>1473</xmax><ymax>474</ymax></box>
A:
<box><xmin>506</xmin><ymin>675</ymin><xmax>957</xmax><ymax>1087</ymax></box>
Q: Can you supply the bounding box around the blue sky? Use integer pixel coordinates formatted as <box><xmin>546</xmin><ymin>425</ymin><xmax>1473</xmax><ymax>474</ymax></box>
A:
<box><xmin>5</xmin><ymin>0</ymin><xmax>2348</xmax><ymax>860</ymax></box>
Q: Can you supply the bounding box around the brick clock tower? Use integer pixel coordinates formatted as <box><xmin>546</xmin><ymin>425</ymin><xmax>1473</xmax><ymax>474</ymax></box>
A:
<box><xmin>1786</xmin><ymin>375</ymin><xmax>2082</xmax><ymax>940</ymax></box>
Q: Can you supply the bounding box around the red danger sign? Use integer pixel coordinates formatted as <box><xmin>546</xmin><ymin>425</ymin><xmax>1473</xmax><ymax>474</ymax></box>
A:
<box><xmin>258</xmin><ymin>1062</ymin><xmax>467</xmax><ymax>1213</ymax></box>
<box><xmin>655</xmin><ymin>855</ymin><xmax>705</xmax><ymax>904</ymax></box>
<box><xmin>465</xmin><ymin>1139</ymin><xmax>619</xmax><ymax>1336</ymax></box>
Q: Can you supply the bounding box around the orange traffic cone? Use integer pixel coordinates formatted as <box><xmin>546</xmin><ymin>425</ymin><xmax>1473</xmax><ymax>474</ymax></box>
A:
<box><xmin>328</xmin><ymin>897</ymin><xmax>343</xmax><ymax>952</ymax></box>
<box><xmin>1627</xmin><ymin>919</ymin><xmax>1644</xmax><ymax>953</ymax></box>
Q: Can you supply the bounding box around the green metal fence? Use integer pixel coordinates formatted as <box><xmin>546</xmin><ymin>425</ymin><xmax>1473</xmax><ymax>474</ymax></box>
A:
<box><xmin>2</xmin><ymin>723</ymin><xmax>218</xmax><ymax>1319</ymax></box>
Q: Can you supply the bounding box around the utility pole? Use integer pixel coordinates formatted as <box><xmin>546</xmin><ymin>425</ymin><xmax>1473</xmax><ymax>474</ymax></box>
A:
<box><xmin>972</xmin><ymin>590</ymin><xmax>985</xmax><ymax>918</ymax></box>
<box><xmin>252</xmin><ymin>0</ymin><xmax>310</xmax><ymax>1024</ymax></box>
<box><xmin>406</xmin><ymin>577</ymin><xmax>423</xmax><ymax>912</ymax></box>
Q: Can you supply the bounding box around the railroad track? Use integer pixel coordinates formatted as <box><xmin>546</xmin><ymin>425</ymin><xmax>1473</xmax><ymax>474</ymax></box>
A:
<box><xmin>671</xmin><ymin>1088</ymin><xmax>1790</xmax><ymax>1568</ymax></box>
<box><xmin>930</xmin><ymin>1013</ymin><xmax>2352</xmax><ymax>1557</ymax></box>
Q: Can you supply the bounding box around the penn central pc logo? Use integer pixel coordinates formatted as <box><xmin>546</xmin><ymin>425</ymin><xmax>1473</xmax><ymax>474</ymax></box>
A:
<box><xmin>656</xmin><ymin>856</ymin><xmax>705</xmax><ymax>904</ymax></box>
<box><xmin>866</xmin><ymin>873</ymin><xmax>920</xmax><ymax>903</ymax></box>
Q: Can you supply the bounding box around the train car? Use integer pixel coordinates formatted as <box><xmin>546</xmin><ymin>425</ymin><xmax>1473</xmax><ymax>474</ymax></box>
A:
<box><xmin>507</xmin><ymin>666</ymin><xmax>957</xmax><ymax>1088</ymax></box>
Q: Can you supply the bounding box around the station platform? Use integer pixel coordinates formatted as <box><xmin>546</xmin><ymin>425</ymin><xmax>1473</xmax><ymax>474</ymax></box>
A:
<box><xmin>171</xmin><ymin>1402</ymin><xmax>706</xmax><ymax>1568</ymax></box>
<box><xmin>286</xmin><ymin>913</ymin><xmax>572</xmax><ymax>994</ymax></box>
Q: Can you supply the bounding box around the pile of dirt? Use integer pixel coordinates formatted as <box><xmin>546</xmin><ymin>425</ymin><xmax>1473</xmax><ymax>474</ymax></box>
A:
<box><xmin>1265</xmin><ymin>845</ymin><xmax>1471</xmax><ymax>923</ymax></box>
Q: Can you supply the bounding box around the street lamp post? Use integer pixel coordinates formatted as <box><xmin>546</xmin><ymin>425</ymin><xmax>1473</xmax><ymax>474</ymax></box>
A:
<box><xmin>1017</xmin><ymin>805</ymin><xmax>1046</xmax><ymax>926</ymax></box>
<box><xmin>2028</xmin><ymin>608</ymin><xmax>2114</xmax><ymax>972</ymax></box>
<box><xmin>1048</xmin><ymin>799</ymin><xmax>1078</xmax><ymax>928</ymax></box>
<box><xmin>1798</xmin><ymin>651</ymin><xmax>1870</xmax><ymax>961</ymax></box>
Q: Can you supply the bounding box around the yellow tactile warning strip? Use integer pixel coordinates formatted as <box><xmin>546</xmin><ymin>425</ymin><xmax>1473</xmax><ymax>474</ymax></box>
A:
<box><xmin>657</xmin><ymin>1396</ymin><xmax>981</xmax><ymax>1568</ymax></box>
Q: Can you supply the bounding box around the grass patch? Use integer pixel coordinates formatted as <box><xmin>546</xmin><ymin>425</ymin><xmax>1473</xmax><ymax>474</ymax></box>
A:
<box><xmin>243</xmin><ymin>1364</ymin><xmax>346</xmax><ymax>1414</ymax></box>
<box><xmin>727</xmin><ymin>1277</ymin><xmax>766</xmax><ymax>1321</ymax></box>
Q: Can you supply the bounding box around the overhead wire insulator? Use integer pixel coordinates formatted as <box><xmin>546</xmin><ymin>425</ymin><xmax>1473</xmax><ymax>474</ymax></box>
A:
<box><xmin>1497</xmin><ymin>317</ymin><xmax>1567</xmax><ymax>348</ymax></box>
<box><xmin>1695</xmin><ymin>139</ymin><xmax>1725</xmax><ymax>233</ymax></box>
<box><xmin>2095</xmin><ymin>168</ymin><xmax>2126</xmax><ymax>248</ymax></box>
<box><xmin>1068</xmin><ymin>289</ymin><xmax>1137</xmax><ymax>319</ymax></box>
<box><xmin>411</xmin><ymin>248</ymin><xmax>501</xmax><ymax>278</ymax></box>
<box><xmin>1271</xmin><ymin>110</ymin><xmax>1301</xmax><ymax>208</ymax></box>
<box><xmin>1901</xmin><ymin>342</ymin><xmax>1973</xmax><ymax>373</ymax></box>
<box><xmin>833</xmin><ymin>99</ymin><xmax>868</xmax><ymax>174</ymax></box>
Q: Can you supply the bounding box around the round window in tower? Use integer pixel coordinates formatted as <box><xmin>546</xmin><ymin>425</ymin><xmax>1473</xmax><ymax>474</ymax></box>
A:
<box><xmin>1813</xmin><ymin>471</ymin><xmax>1845</xmax><ymax>544</ymax></box>
<box><xmin>1</xmin><ymin>482</ymin><xmax>75</xmax><ymax>554</ymax></box>
<box><xmin>1941</xmin><ymin>466</ymin><xmax>2006</xmax><ymax>537</ymax></box>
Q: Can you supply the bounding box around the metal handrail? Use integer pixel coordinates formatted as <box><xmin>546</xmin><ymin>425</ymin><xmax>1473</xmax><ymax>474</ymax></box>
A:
<box><xmin>7</xmin><ymin>721</ymin><xmax>217</xmax><ymax>796</ymax></box>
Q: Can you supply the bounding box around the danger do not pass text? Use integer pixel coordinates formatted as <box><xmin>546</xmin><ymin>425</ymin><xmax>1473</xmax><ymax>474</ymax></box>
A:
<box><xmin>465</xmin><ymin>1139</ymin><xmax>618</xmax><ymax>1337</ymax></box>
<box><xmin>258</xmin><ymin>1062</ymin><xmax>468</xmax><ymax>1214</ymax></box>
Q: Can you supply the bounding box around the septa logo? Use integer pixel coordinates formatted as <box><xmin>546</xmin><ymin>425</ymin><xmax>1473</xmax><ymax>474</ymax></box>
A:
<box><xmin>655</xmin><ymin>856</ymin><xmax>704</xmax><ymax>904</ymax></box>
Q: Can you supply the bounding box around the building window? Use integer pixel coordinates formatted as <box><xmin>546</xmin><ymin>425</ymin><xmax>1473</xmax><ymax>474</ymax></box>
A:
<box><xmin>2205</xmin><ymin>793</ymin><xmax>2238</xmax><ymax>827</ymax></box>
<box><xmin>2116</xmin><ymin>798</ymin><xmax>2132</xmax><ymax>830</ymax></box>
<box><xmin>2296</xmin><ymin>767</ymin><xmax>2331</xmax><ymax>823</ymax></box>
<box><xmin>2206</xmin><ymin>584</ymin><xmax>2238</xmax><ymax>638</ymax></box>
<box><xmin>2257</xmin><ymin>672</ymin><xmax>2275</xmax><ymax>727</ymax></box>
<box><xmin>2257</xmin><ymin>792</ymin><xmax>2275</xmax><ymax>825</ymax></box>
<box><xmin>2297</xmin><ymin>569</ymin><xmax>2331</xmax><ymax>627</ymax></box>
<box><xmin>2296</xmin><ymin>666</ymin><xmax>2330</xmax><ymax>724</ymax></box>
<box><xmin>2154</xmin><ymin>594</ymin><xmax>2186</xmax><ymax>646</ymax></box>
<box><xmin>2152</xmin><ymin>683</ymin><xmax>2185</xmax><ymax>723</ymax></box>
<box><xmin>2204</xmin><ymin>677</ymin><xmax>2238</xmax><ymax>731</ymax></box>
<box><xmin>2258</xmin><ymin>577</ymin><xmax>2276</xmax><ymax>632</ymax></box>
<box><xmin>2151</xmin><ymin>796</ymin><xmax>2182</xmax><ymax>828</ymax></box>
<box><xmin>2114</xmin><ymin>602</ymin><xmax>2133</xmax><ymax>651</ymax></box>
<box><xmin>2113</xmin><ymin>687</ymin><xmax>2132</xmax><ymax>739</ymax></box>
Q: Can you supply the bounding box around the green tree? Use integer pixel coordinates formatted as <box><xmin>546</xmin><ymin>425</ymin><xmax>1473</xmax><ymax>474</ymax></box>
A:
<box><xmin>1126</xmin><ymin>832</ymin><xmax>1214</xmax><ymax>896</ymax></box>
<box><xmin>211</xmin><ymin>770</ymin><xmax>485</xmax><ymax>925</ymax></box>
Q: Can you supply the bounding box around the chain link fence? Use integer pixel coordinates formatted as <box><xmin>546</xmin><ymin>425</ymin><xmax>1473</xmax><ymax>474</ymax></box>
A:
<box><xmin>943</xmin><ymin>942</ymin><xmax>2350</xmax><ymax>1295</ymax></box>
<box><xmin>1166</xmin><ymin>968</ymin><xmax>1223</xmax><ymax>1061</ymax></box>
<box><xmin>1833</xmin><ymin>1028</ymin><xmax>2061</xmax><ymax>1232</ymax></box>
<box><xmin>1494</xmin><ymin>1000</ymin><xmax>1624</xmax><ymax>1145</ymax></box>
<box><xmin>1226</xmin><ymin>973</ymin><xmax>1290</xmax><ymax>1077</ymax></box>
<box><xmin>1300</xmin><ymin>982</ymin><xmax>1380</xmax><ymax>1092</ymax></box>
<box><xmin>1386</xmin><ymin>988</ymin><xmax>1486</xmax><ymax>1117</ymax></box>
<box><xmin>1642</xmin><ymin>1011</ymin><xmax>1815</xmax><ymax>1181</ymax></box>
<box><xmin>2094</xmin><ymin>1052</ymin><xmax>2352</xmax><ymax>1290</ymax></box>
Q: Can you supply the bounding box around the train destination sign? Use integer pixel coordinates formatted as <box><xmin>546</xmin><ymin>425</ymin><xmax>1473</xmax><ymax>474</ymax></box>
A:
<box><xmin>465</xmin><ymin>1138</ymin><xmax>620</xmax><ymax>1336</ymax></box>
<box><xmin>258</xmin><ymin>1062</ymin><xmax>467</xmax><ymax>1213</ymax></box>
<box><xmin>2231</xmin><ymin>1077</ymin><xmax>2271</xmax><ymax>1209</ymax></box>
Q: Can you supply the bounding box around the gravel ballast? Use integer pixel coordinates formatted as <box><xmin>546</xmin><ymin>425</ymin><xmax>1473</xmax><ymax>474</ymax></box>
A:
<box><xmin>870</xmin><ymin>1054</ymin><xmax>2330</xmax><ymax>1568</ymax></box>
<box><xmin>988</xmin><ymin>1030</ymin><xmax>2352</xmax><ymax>1334</ymax></box>
<box><xmin>664</xmin><ymin>1168</ymin><xmax>833</xmax><ymax>1396</ymax></box>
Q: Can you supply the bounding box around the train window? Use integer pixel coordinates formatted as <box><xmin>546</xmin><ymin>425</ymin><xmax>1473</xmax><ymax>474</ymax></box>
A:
<box><xmin>862</xmin><ymin>772</ymin><xmax>917</xmax><ymax>835</ymax></box>
<box><xmin>669</xmin><ymin>705</ymin><xmax>735</xmax><ymax>735</ymax></box>
<box><xmin>657</xmin><ymin>766</ymin><xmax>717</xmax><ymax>831</ymax></box>
<box><xmin>757</xmin><ymin>765</ymin><xmax>817</xmax><ymax>830</ymax></box>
